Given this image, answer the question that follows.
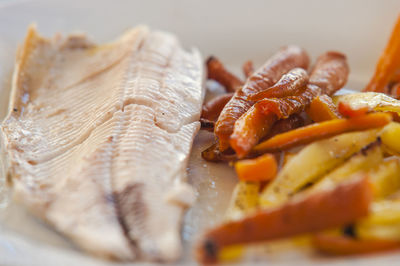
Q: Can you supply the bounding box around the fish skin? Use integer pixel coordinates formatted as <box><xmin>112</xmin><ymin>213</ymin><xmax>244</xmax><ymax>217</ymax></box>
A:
<box><xmin>1</xmin><ymin>24</ymin><xmax>204</xmax><ymax>262</ymax></box>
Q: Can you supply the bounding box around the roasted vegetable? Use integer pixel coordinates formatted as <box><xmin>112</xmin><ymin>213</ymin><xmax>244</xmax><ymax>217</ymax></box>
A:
<box><xmin>242</xmin><ymin>60</ymin><xmax>254</xmax><ymax>78</ymax></box>
<box><xmin>248</xmin><ymin>68</ymin><xmax>308</xmax><ymax>100</ymax></box>
<box><xmin>215</xmin><ymin>46</ymin><xmax>310</xmax><ymax>151</ymax></box>
<box><xmin>369</xmin><ymin>158</ymin><xmax>400</xmax><ymax>199</ymax></box>
<box><xmin>254</xmin><ymin>113</ymin><xmax>391</xmax><ymax>153</ymax></box>
<box><xmin>259</xmin><ymin>129</ymin><xmax>379</xmax><ymax>207</ymax></box>
<box><xmin>364</xmin><ymin>15</ymin><xmax>400</xmax><ymax>92</ymax></box>
<box><xmin>234</xmin><ymin>154</ymin><xmax>278</xmax><ymax>182</ymax></box>
<box><xmin>356</xmin><ymin>200</ymin><xmax>400</xmax><ymax>241</ymax></box>
<box><xmin>338</xmin><ymin>102</ymin><xmax>370</xmax><ymax>118</ymax></box>
<box><xmin>207</xmin><ymin>56</ymin><xmax>244</xmax><ymax>92</ymax></box>
<box><xmin>266</xmin><ymin>114</ymin><xmax>304</xmax><ymax>138</ymax></box>
<box><xmin>201</xmin><ymin>143</ymin><xmax>237</xmax><ymax>162</ymax></box>
<box><xmin>333</xmin><ymin>92</ymin><xmax>400</xmax><ymax>114</ymax></box>
<box><xmin>196</xmin><ymin>176</ymin><xmax>372</xmax><ymax>264</ymax></box>
<box><xmin>312</xmin><ymin>233</ymin><xmax>400</xmax><ymax>255</ymax></box>
<box><xmin>201</xmin><ymin>93</ymin><xmax>234</xmax><ymax>122</ymax></box>
<box><xmin>225</xmin><ymin>182</ymin><xmax>260</xmax><ymax>221</ymax></box>
<box><xmin>230</xmin><ymin>107</ymin><xmax>277</xmax><ymax>158</ymax></box>
<box><xmin>308</xmin><ymin>141</ymin><xmax>383</xmax><ymax>193</ymax></box>
<box><xmin>306</xmin><ymin>94</ymin><xmax>341</xmax><ymax>122</ymax></box>
<box><xmin>308</xmin><ymin>51</ymin><xmax>349</xmax><ymax>96</ymax></box>
<box><xmin>380</xmin><ymin>122</ymin><xmax>400</xmax><ymax>154</ymax></box>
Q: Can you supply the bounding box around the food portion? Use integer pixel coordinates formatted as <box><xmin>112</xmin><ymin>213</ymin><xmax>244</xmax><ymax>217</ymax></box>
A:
<box><xmin>1</xmin><ymin>25</ymin><xmax>203</xmax><ymax>261</ymax></box>
<box><xmin>196</xmin><ymin>14</ymin><xmax>400</xmax><ymax>264</ymax></box>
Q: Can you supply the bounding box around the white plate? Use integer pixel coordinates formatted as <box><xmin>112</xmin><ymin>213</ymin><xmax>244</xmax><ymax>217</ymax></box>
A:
<box><xmin>0</xmin><ymin>0</ymin><xmax>400</xmax><ymax>265</ymax></box>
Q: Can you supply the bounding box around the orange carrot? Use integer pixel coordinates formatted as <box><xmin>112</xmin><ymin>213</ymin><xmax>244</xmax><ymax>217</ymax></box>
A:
<box><xmin>254</xmin><ymin>113</ymin><xmax>392</xmax><ymax>153</ymax></box>
<box><xmin>235</xmin><ymin>154</ymin><xmax>278</xmax><ymax>182</ymax></box>
<box><xmin>201</xmin><ymin>93</ymin><xmax>234</xmax><ymax>121</ymax></box>
<box><xmin>306</xmin><ymin>94</ymin><xmax>341</xmax><ymax>122</ymax></box>
<box><xmin>312</xmin><ymin>233</ymin><xmax>400</xmax><ymax>255</ymax></box>
<box><xmin>338</xmin><ymin>102</ymin><xmax>370</xmax><ymax>118</ymax></box>
<box><xmin>195</xmin><ymin>176</ymin><xmax>372</xmax><ymax>264</ymax></box>
<box><xmin>242</xmin><ymin>60</ymin><xmax>254</xmax><ymax>78</ymax></box>
<box><xmin>207</xmin><ymin>56</ymin><xmax>244</xmax><ymax>92</ymax></box>
<box><xmin>364</xmin><ymin>15</ymin><xmax>400</xmax><ymax>92</ymax></box>
<box><xmin>230</xmin><ymin>106</ymin><xmax>277</xmax><ymax>158</ymax></box>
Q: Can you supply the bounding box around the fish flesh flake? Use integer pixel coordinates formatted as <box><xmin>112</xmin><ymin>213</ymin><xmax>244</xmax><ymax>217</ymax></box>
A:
<box><xmin>0</xmin><ymin>25</ymin><xmax>204</xmax><ymax>262</ymax></box>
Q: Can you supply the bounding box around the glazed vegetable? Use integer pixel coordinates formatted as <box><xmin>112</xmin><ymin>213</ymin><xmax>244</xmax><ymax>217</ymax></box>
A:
<box><xmin>201</xmin><ymin>93</ymin><xmax>234</xmax><ymax>122</ymax></box>
<box><xmin>196</xmin><ymin>176</ymin><xmax>372</xmax><ymax>264</ymax></box>
<box><xmin>248</xmin><ymin>68</ymin><xmax>309</xmax><ymax>100</ymax></box>
<box><xmin>200</xmin><ymin>118</ymin><xmax>215</xmax><ymax>132</ymax></box>
<box><xmin>254</xmin><ymin>113</ymin><xmax>391</xmax><ymax>153</ymax></box>
<box><xmin>230</xmin><ymin>106</ymin><xmax>277</xmax><ymax>158</ymax></box>
<box><xmin>381</xmin><ymin>122</ymin><xmax>400</xmax><ymax>154</ymax></box>
<box><xmin>338</xmin><ymin>102</ymin><xmax>370</xmax><ymax>118</ymax></box>
<box><xmin>242</xmin><ymin>60</ymin><xmax>254</xmax><ymax>78</ymax></box>
<box><xmin>312</xmin><ymin>233</ymin><xmax>400</xmax><ymax>255</ymax></box>
<box><xmin>229</xmin><ymin>51</ymin><xmax>348</xmax><ymax>156</ymax></box>
<box><xmin>356</xmin><ymin>200</ymin><xmax>400</xmax><ymax>241</ymax></box>
<box><xmin>333</xmin><ymin>92</ymin><xmax>400</xmax><ymax>114</ymax></box>
<box><xmin>259</xmin><ymin>129</ymin><xmax>379</xmax><ymax>207</ymax></box>
<box><xmin>215</xmin><ymin>46</ymin><xmax>310</xmax><ymax>151</ymax></box>
<box><xmin>266</xmin><ymin>114</ymin><xmax>304</xmax><ymax>138</ymax></box>
<box><xmin>308</xmin><ymin>141</ymin><xmax>383</xmax><ymax>193</ymax></box>
<box><xmin>306</xmin><ymin>94</ymin><xmax>341</xmax><ymax>122</ymax></box>
<box><xmin>201</xmin><ymin>143</ymin><xmax>237</xmax><ymax>162</ymax></box>
<box><xmin>364</xmin><ymin>15</ymin><xmax>400</xmax><ymax>93</ymax></box>
<box><xmin>369</xmin><ymin>158</ymin><xmax>400</xmax><ymax>199</ymax></box>
<box><xmin>308</xmin><ymin>51</ymin><xmax>349</xmax><ymax>96</ymax></box>
<box><xmin>207</xmin><ymin>56</ymin><xmax>244</xmax><ymax>92</ymax></box>
<box><xmin>255</xmin><ymin>84</ymin><xmax>321</xmax><ymax>118</ymax></box>
<box><xmin>234</xmin><ymin>154</ymin><xmax>278</xmax><ymax>182</ymax></box>
<box><xmin>225</xmin><ymin>182</ymin><xmax>260</xmax><ymax>221</ymax></box>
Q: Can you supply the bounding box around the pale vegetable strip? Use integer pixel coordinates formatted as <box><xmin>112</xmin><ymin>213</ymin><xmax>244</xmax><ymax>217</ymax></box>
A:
<box><xmin>254</xmin><ymin>113</ymin><xmax>391</xmax><ymax>153</ymax></box>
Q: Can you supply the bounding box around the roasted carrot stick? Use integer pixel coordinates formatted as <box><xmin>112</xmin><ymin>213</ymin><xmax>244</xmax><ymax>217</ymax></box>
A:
<box><xmin>195</xmin><ymin>176</ymin><xmax>372</xmax><ymax>264</ymax></box>
<box><xmin>202</xmin><ymin>142</ymin><xmax>237</xmax><ymax>162</ymax></box>
<box><xmin>242</xmin><ymin>60</ymin><xmax>254</xmax><ymax>78</ymax></box>
<box><xmin>254</xmin><ymin>113</ymin><xmax>392</xmax><ymax>153</ymax></box>
<box><xmin>235</xmin><ymin>153</ymin><xmax>278</xmax><ymax>182</ymax></box>
<box><xmin>338</xmin><ymin>102</ymin><xmax>370</xmax><ymax>118</ymax></box>
<box><xmin>309</xmin><ymin>51</ymin><xmax>349</xmax><ymax>96</ymax></box>
<box><xmin>207</xmin><ymin>56</ymin><xmax>244</xmax><ymax>92</ymax></box>
<box><xmin>267</xmin><ymin>114</ymin><xmax>304</xmax><ymax>138</ymax></box>
<box><xmin>201</xmin><ymin>93</ymin><xmax>234</xmax><ymax>121</ymax></box>
<box><xmin>306</xmin><ymin>94</ymin><xmax>341</xmax><ymax>122</ymax></box>
<box><xmin>364</xmin><ymin>15</ymin><xmax>400</xmax><ymax>92</ymax></box>
<box><xmin>312</xmin><ymin>233</ymin><xmax>400</xmax><ymax>255</ymax></box>
<box><xmin>248</xmin><ymin>68</ymin><xmax>309</xmax><ymax>101</ymax></box>
<box><xmin>215</xmin><ymin>46</ymin><xmax>310</xmax><ymax>151</ymax></box>
<box><xmin>230</xmin><ymin>106</ymin><xmax>277</xmax><ymax>158</ymax></box>
<box><xmin>200</xmin><ymin>118</ymin><xmax>214</xmax><ymax>132</ymax></box>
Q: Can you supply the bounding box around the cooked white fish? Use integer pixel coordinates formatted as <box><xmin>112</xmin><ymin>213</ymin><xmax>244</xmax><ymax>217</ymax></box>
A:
<box><xmin>0</xmin><ymin>25</ymin><xmax>204</xmax><ymax>261</ymax></box>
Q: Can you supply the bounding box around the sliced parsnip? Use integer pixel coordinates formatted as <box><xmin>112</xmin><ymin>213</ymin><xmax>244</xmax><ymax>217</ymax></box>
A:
<box><xmin>369</xmin><ymin>158</ymin><xmax>400</xmax><ymax>199</ymax></box>
<box><xmin>225</xmin><ymin>182</ymin><xmax>260</xmax><ymax>221</ymax></box>
<box><xmin>259</xmin><ymin>129</ymin><xmax>380</xmax><ymax>207</ymax></box>
<box><xmin>380</xmin><ymin>122</ymin><xmax>400</xmax><ymax>154</ymax></box>
<box><xmin>356</xmin><ymin>200</ymin><xmax>400</xmax><ymax>241</ymax></box>
<box><xmin>308</xmin><ymin>141</ymin><xmax>383</xmax><ymax>193</ymax></box>
<box><xmin>333</xmin><ymin>92</ymin><xmax>400</xmax><ymax>114</ymax></box>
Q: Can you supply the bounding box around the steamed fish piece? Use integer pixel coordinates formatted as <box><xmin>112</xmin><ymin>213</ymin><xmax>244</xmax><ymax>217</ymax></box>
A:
<box><xmin>1</xmin><ymin>25</ymin><xmax>204</xmax><ymax>261</ymax></box>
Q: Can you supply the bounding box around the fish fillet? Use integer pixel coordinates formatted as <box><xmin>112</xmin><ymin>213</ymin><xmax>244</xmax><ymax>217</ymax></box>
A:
<box><xmin>0</xmin><ymin>25</ymin><xmax>204</xmax><ymax>261</ymax></box>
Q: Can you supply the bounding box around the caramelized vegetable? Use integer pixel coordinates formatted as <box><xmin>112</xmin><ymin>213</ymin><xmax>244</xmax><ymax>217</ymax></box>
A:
<box><xmin>334</xmin><ymin>92</ymin><xmax>400</xmax><ymax>114</ymax></box>
<box><xmin>248</xmin><ymin>68</ymin><xmax>309</xmax><ymax>100</ymax></box>
<box><xmin>267</xmin><ymin>114</ymin><xmax>304</xmax><ymax>138</ymax></box>
<box><xmin>254</xmin><ymin>113</ymin><xmax>391</xmax><ymax>153</ymax></box>
<box><xmin>235</xmin><ymin>154</ymin><xmax>278</xmax><ymax>182</ymax></box>
<box><xmin>259</xmin><ymin>129</ymin><xmax>379</xmax><ymax>207</ymax></box>
<box><xmin>215</xmin><ymin>46</ymin><xmax>310</xmax><ymax>151</ymax></box>
<box><xmin>338</xmin><ymin>102</ymin><xmax>370</xmax><ymax>118</ymax></box>
<box><xmin>201</xmin><ymin>93</ymin><xmax>234</xmax><ymax>121</ymax></box>
<box><xmin>306</xmin><ymin>94</ymin><xmax>341</xmax><ymax>122</ymax></box>
<box><xmin>364</xmin><ymin>15</ymin><xmax>400</xmax><ymax>92</ymax></box>
<box><xmin>256</xmin><ymin>84</ymin><xmax>321</xmax><ymax>118</ymax></box>
<box><xmin>201</xmin><ymin>143</ymin><xmax>237</xmax><ymax>162</ymax></box>
<box><xmin>312</xmin><ymin>233</ymin><xmax>400</xmax><ymax>255</ymax></box>
<box><xmin>195</xmin><ymin>176</ymin><xmax>372</xmax><ymax>264</ymax></box>
<box><xmin>207</xmin><ymin>56</ymin><xmax>244</xmax><ymax>92</ymax></box>
<box><xmin>200</xmin><ymin>118</ymin><xmax>214</xmax><ymax>132</ymax></box>
<box><xmin>381</xmin><ymin>122</ymin><xmax>400</xmax><ymax>154</ymax></box>
<box><xmin>242</xmin><ymin>60</ymin><xmax>254</xmax><ymax>78</ymax></box>
<box><xmin>308</xmin><ymin>51</ymin><xmax>349</xmax><ymax>95</ymax></box>
<box><xmin>230</xmin><ymin>107</ymin><xmax>277</xmax><ymax>158</ymax></box>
